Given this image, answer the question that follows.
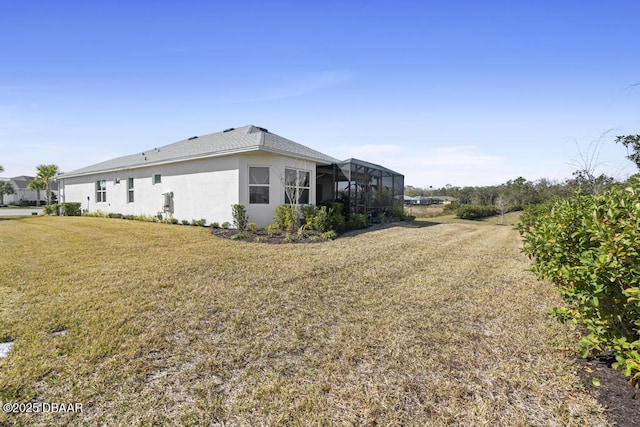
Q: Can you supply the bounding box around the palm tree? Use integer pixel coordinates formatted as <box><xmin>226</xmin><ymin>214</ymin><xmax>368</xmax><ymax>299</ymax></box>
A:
<box><xmin>27</xmin><ymin>179</ymin><xmax>46</xmax><ymax>206</ymax></box>
<box><xmin>33</xmin><ymin>164</ymin><xmax>59</xmax><ymax>205</ymax></box>
<box><xmin>0</xmin><ymin>181</ymin><xmax>14</xmax><ymax>205</ymax></box>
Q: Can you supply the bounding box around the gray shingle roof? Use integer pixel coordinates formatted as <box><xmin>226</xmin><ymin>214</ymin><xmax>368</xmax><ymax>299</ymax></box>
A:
<box><xmin>61</xmin><ymin>125</ymin><xmax>340</xmax><ymax>178</ymax></box>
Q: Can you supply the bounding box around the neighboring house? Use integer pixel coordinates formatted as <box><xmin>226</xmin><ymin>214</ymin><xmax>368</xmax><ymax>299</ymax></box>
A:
<box><xmin>404</xmin><ymin>195</ymin><xmax>457</xmax><ymax>205</ymax></box>
<box><xmin>0</xmin><ymin>176</ymin><xmax>54</xmax><ymax>206</ymax></box>
<box><xmin>58</xmin><ymin>125</ymin><xmax>404</xmax><ymax>227</ymax></box>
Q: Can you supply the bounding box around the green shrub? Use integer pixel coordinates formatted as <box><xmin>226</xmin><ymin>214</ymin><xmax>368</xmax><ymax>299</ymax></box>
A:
<box><xmin>191</xmin><ymin>218</ymin><xmax>206</xmax><ymax>227</ymax></box>
<box><xmin>247</xmin><ymin>222</ymin><xmax>258</xmax><ymax>233</ymax></box>
<box><xmin>266</xmin><ymin>223</ymin><xmax>279</xmax><ymax>237</ymax></box>
<box><xmin>301</xmin><ymin>205</ymin><xmax>317</xmax><ymax>228</ymax></box>
<box><xmin>211</xmin><ymin>222</ymin><xmax>220</xmax><ymax>228</ymax></box>
<box><xmin>347</xmin><ymin>213</ymin><xmax>367</xmax><ymax>229</ymax></box>
<box><xmin>314</xmin><ymin>206</ymin><xmax>332</xmax><ymax>232</ymax></box>
<box><xmin>296</xmin><ymin>225</ymin><xmax>307</xmax><ymax>239</ymax></box>
<box><xmin>254</xmin><ymin>236</ymin><xmax>267</xmax><ymax>243</ymax></box>
<box><xmin>107</xmin><ymin>212</ymin><xmax>123</xmax><ymax>219</ymax></box>
<box><xmin>43</xmin><ymin>204</ymin><xmax>59</xmax><ymax>215</ymax></box>
<box><xmin>60</xmin><ymin>202</ymin><xmax>81</xmax><ymax>216</ymax></box>
<box><xmin>221</xmin><ymin>221</ymin><xmax>231</xmax><ymax>229</ymax></box>
<box><xmin>518</xmin><ymin>178</ymin><xmax>640</xmax><ymax>386</ymax></box>
<box><xmin>455</xmin><ymin>204</ymin><xmax>496</xmax><ymax>220</ymax></box>
<box><xmin>181</xmin><ymin>219</ymin><xmax>190</xmax><ymax>225</ymax></box>
<box><xmin>284</xmin><ymin>233</ymin><xmax>296</xmax><ymax>243</ymax></box>
<box><xmin>329</xmin><ymin>203</ymin><xmax>346</xmax><ymax>231</ymax></box>
<box><xmin>389</xmin><ymin>204</ymin><xmax>406</xmax><ymax>221</ymax></box>
<box><xmin>322</xmin><ymin>230</ymin><xmax>337</xmax><ymax>240</ymax></box>
<box><xmin>231</xmin><ymin>204</ymin><xmax>248</xmax><ymax>231</ymax></box>
<box><xmin>275</xmin><ymin>205</ymin><xmax>297</xmax><ymax>231</ymax></box>
<box><xmin>230</xmin><ymin>232</ymin><xmax>246</xmax><ymax>240</ymax></box>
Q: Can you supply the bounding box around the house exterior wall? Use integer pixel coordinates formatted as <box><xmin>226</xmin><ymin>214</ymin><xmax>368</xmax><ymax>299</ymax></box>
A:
<box><xmin>60</xmin><ymin>152</ymin><xmax>320</xmax><ymax>227</ymax></box>
<box><xmin>61</xmin><ymin>156</ymin><xmax>241</xmax><ymax>225</ymax></box>
<box><xmin>237</xmin><ymin>153</ymin><xmax>317</xmax><ymax>227</ymax></box>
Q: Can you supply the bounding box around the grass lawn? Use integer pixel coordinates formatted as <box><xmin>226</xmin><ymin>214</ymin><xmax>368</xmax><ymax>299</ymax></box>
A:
<box><xmin>0</xmin><ymin>216</ymin><xmax>609</xmax><ymax>426</ymax></box>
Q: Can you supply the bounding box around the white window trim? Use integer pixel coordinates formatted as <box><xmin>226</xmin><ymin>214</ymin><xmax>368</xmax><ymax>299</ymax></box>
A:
<box><xmin>96</xmin><ymin>180</ymin><xmax>107</xmax><ymax>203</ymax></box>
<box><xmin>284</xmin><ymin>167</ymin><xmax>311</xmax><ymax>205</ymax></box>
<box><xmin>127</xmin><ymin>177</ymin><xmax>134</xmax><ymax>203</ymax></box>
<box><xmin>248</xmin><ymin>165</ymin><xmax>270</xmax><ymax>205</ymax></box>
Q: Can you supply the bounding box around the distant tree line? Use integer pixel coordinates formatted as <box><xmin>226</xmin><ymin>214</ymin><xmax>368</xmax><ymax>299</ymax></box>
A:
<box><xmin>406</xmin><ymin>133</ymin><xmax>640</xmax><ymax>210</ymax></box>
<box><xmin>405</xmin><ymin>174</ymin><xmax>630</xmax><ymax>210</ymax></box>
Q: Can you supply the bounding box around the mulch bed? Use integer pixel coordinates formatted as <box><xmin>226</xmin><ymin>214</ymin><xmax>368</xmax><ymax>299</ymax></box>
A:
<box><xmin>575</xmin><ymin>353</ymin><xmax>639</xmax><ymax>426</ymax></box>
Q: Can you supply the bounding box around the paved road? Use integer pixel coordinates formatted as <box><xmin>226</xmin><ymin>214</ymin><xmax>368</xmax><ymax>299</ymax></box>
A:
<box><xmin>0</xmin><ymin>208</ymin><xmax>43</xmax><ymax>216</ymax></box>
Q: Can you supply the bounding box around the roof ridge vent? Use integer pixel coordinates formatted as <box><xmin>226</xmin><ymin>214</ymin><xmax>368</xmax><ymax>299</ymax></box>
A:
<box><xmin>256</xmin><ymin>126</ymin><xmax>268</xmax><ymax>133</ymax></box>
<box><xmin>188</xmin><ymin>136</ymin><xmax>198</xmax><ymax>140</ymax></box>
<box><xmin>223</xmin><ymin>127</ymin><xmax>235</xmax><ymax>133</ymax></box>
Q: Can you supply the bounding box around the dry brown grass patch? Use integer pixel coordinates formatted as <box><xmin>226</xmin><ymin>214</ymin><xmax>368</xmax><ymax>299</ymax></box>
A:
<box><xmin>0</xmin><ymin>216</ymin><xmax>609</xmax><ymax>426</ymax></box>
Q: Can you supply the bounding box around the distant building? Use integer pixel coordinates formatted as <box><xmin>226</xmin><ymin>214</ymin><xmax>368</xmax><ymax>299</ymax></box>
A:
<box><xmin>404</xmin><ymin>195</ymin><xmax>457</xmax><ymax>205</ymax></box>
<box><xmin>0</xmin><ymin>176</ymin><xmax>57</xmax><ymax>206</ymax></box>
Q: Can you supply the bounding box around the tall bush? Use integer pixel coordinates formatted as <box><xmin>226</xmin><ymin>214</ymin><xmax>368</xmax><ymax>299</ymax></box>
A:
<box><xmin>274</xmin><ymin>205</ymin><xmax>296</xmax><ymax>231</ymax></box>
<box><xmin>314</xmin><ymin>206</ymin><xmax>332</xmax><ymax>232</ymax></box>
<box><xmin>518</xmin><ymin>178</ymin><xmax>640</xmax><ymax>386</ymax></box>
<box><xmin>60</xmin><ymin>202</ymin><xmax>81</xmax><ymax>216</ymax></box>
<box><xmin>231</xmin><ymin>204</ymin><xmax>248</xmax><ymax>231</ymax></box>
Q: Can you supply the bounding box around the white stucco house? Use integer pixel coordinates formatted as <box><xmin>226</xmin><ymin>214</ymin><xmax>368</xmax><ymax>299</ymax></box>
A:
<box><xmin>0</xmin><ymin>176</ymin><xmax>53</xmax><ymax>206</ymax></box>
<box><xmin>58</xmin><ymin>125</ymin><xmax>404</xmax><ymax>227</ymax></box>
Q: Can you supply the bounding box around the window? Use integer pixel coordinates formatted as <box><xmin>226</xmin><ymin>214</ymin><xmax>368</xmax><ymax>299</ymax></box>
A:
<box><xmin>153</xmin><ymin>174</ymin><xmax>161</xmax><ymax>184</ymax></box>
<box><xmin>96</xmin><ymin>180</ymin><xmax>107</xmax><ymax>203</ymax></box>
<box><xmin>249</xmin><ymin>166</ymin><xmax>269</xmax><ymax>204</ymax></box>
<box><xmin>284</xmin><ymin>168</ymin><xmax>310</xmax><ymax>205</ymax></box>
<box><xmin>127</xmin><ymin>178</ymin><xmax>134</xmax><ymax>203</ymax></box>
<box><xmin>114</xmin><ymin>178</ymin><xmax>120</xmax><ymax>185</ymax></box>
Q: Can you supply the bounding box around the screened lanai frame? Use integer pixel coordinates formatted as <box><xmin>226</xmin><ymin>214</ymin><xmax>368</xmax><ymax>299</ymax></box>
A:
<box><xmin>316</xmin><ymin>158</ymin><xmax>404</xmax><ymax>219</ymax></box>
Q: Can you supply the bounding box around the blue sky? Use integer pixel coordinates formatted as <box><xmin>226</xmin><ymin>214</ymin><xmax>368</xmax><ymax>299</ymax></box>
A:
<box><xmin>2</xmin><ymin>0</ymin><xmax>639</xmax><ymax>187</ymax></box>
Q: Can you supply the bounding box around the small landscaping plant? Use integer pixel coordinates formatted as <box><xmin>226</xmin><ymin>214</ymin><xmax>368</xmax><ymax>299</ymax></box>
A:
<box><xmin>266</xmin><ymin>223</ymin><xmax>279</xmax><ymax>237</ymax></box>
<box><xmin>322</xmin><ymin>230</ymin><xmax>337</xmax><ymax>240</ymax></box>
<box><xmin>347</xmin><ymin>213</ymin><xmax>367</xmax><ymax>229</ymax></box>
<box><xmin>231</xmin><ymin>204</ymin><xmax>248</xmax><ymax>231</ymax></box>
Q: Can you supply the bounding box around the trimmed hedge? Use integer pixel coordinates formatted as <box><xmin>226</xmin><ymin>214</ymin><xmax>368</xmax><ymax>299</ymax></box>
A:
<box><xmin>518</xmin><ymin>178</ymin><xmax>640</xmax><ymax>386</ymax></box>
<box><xmin>455</xmin><ymin>204</ymin><xmax>496</xmax><ymax>220</ymax></box>
<box><xmin>42</xmin><ymin>203</ymin><xmax>82</xmax><ymax>216</ymax></box>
